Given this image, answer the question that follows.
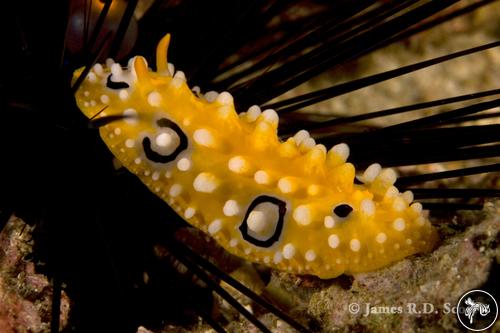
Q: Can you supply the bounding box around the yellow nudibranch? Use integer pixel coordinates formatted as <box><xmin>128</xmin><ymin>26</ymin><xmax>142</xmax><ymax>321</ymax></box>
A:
<box><xmin>74</xmin><ymin>34</ymin><xmax>438</xmax><ymax>279</ymax></box>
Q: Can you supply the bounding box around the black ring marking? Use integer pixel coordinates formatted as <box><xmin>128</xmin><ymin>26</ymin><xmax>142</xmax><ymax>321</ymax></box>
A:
<box><xmin>106</xmin><ymin>74</ymin><xmax>130</xmax><ymax>89</ymax></box>
<box><xmin>333</xmin><ymin>204</ymin><xmax>353</xmax><ymax>218</ymax></box>
<box><xmin>142</xmin><ymin>118</ymin><xmax>188</xmax><ymax>164</ymax></box>
<box><xmin>239</xmin><ymin>195</ymin><xmax>286</xmax><ymax>248</ymax></box>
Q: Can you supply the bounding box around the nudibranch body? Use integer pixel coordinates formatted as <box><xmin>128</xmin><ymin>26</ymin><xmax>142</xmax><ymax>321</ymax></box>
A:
<box><xmin>73</xmin><ymin>34</ymin><xmax>438</xmax><ymax>279</ymax></box>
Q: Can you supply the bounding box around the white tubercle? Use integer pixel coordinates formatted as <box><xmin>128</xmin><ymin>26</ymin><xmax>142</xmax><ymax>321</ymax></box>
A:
<box><xmin>246</xmin><ymin>105</ymin><xmax>262</xmax><ymax>122</ymax></box>
<box><xmin>174</xmin><ymin>70</ymin><xmax>186</xmax><ymax>80</ymax></box>
<box><xmin>155</xmin><ymin>132</ymin><xmax>173</xmax><ymax>147</ymax></box>
<box><xmin>329</xmin><ymin>143</ymin><xmax>350</xmax><ymax>163</ymax></box>
<box><xmin>111</xmin><ymin>63</ymin><xmax>123</xmax><ymax>77</ymax></box>
<box><xmin>216</xmin><ymin>91</ymin><xmax>234</xmax><ymax>105</ymax></box>
<box><xmin>362</xmin><ymin>163</ymin><xmax>382</xmax><ymax>183</ymax></box>
<box><xmin>105</xmin><ymin>58</ymin><xmax>115</xmax><ymax>67</ymax></box>
<box><xmin>293</xmin><ymin>130</ymin><xmax>310</xmax><ymax>146</ymax></box>
<box><xmin>223</xmin><ymin>200</ymin><xmax>240</xmax><ymax>216</ymax></box>
<box><xmin>167</xmin><ymin>63</ymin><xmax>175</xmax><ymax>76</ymax></box>
<box><xmin>282</xmin><ymin>243</ymin><xmax>296</xmax><ymax>259</ymax></box>
<box><xmin>193</xmin><ymin>129</ymin><xmax>215</xmax><ymax>147</ymax></box>
<box><xmin>204</xmin><ymin>91</ymin><xmax>219</xmax><ymax>103</ymax></box>
<box><xmin>261</xmin><ymin>109</ymin><xmax>279</xmax><ymax>126</ymax></box>
<box><xmin>93</xmin><ymin>63</ymin><xmax>104</xmax><ymax>76</ymax></box>
<box><xmin>193</xmin><ymin>172</ymin><xmax>218</xmax><ymax>193</ymax></box>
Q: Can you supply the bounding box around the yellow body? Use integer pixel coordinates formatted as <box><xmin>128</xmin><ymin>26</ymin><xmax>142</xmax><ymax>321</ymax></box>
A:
<box><xmin>73</xmin><ymin>34</ymin><xmax>438</xmax><ymax>279</ymax></box>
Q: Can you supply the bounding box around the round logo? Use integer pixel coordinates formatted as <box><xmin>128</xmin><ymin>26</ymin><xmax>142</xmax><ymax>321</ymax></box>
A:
<box><xmin>456</xmin><ymin>289</ymin><xmax>498</xmax><ymax>331</ymax></box>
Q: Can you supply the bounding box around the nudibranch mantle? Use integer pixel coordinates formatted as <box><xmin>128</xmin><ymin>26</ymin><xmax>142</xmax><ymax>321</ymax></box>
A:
<box><xmin>73</xmin><ymin>34</ymin><xmax>438</xmax><ymax>279</ymax></box>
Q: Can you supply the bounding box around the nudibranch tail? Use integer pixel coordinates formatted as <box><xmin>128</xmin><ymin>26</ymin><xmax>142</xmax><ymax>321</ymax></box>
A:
<box><xmin>73</xmin><ymin>34</ymin><xmax>439</xmax><ymax>279</ymax></box>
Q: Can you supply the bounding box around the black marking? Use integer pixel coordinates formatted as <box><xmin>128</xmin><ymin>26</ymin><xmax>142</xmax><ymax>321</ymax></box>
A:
<box><xmin>106</xmin><ymin>74</ymin><xmax>130</xmax><ymax>89</ymax></box>
<box><xmin>333</xmin><ymin>204</ymin><xmax>353</xmax><ymax>218</ymax></box>
<box><xmin>142</xmin><ymin>118</ymin><xmax>188</xmax><ymax>163</ymax></box>
<box><xmin>239</xmin><ymin>196</ymin><xmax>286</xmax><ymax>248</ymax></box>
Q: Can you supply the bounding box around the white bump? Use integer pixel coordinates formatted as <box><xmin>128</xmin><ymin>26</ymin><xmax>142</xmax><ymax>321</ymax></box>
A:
<box><xmin>100</xmin><ymin>94</ymin><xmax>110</xmax><ymax>104</ymax></box>
<box><xmin>204</xmin><ymin>91</ymin><xmax>219</xmax><ymax>102</ymax></box>
<box><xmin>229</xmin><ymin>239</ymin><xmax>238</xmax><ymax>247</ymax></box>
<box><xmin>184</xmin><ymin>207</ymin><xmax>196</xmax><ymax>219</ymax></box>
<box><xmin>263</xmin><ymin>256</ymin><xmax>271</xmax><ymax>264</ymax></box>
<box><xmin>300</xmin><ymin>137</ymin><xmax>316</xmax><ymax>150</ymax></box>
<box><xmin>216</xmin><ymin>91</ymin><xmax>233</xmax><ymax>105</ymax></box>
<box><xmin>293</xmin><ymin>205</ymin><xmax>311</xmax><ymax>226</ymax></box>
<box><xmin>402</xmin><ymin>190</ymin><xmax>414</xmax><ymax>204</ymax></box>
<box><xmin>87</xmin><ymin>72</ymin><xmax>97</xmax><ymax>82</ymax></box>
<box><xmin>282</xmin><ymin>244</ymin><xmax>295</xmax><ymax>259</ymax></box>
<box><xmin>123</xmin><ymin>108</ymin><xmax>138</xmax><ymax>124</ymax></box>
<box><xmin>392</xmin><ymin>197</ymin><xmax>407</xmax><ymax>212</ymax></box>
<box><xmin>193</xmin><ymin>172</ymin><xmax>218</xmax><ymax>193</ymax></box>
<box><xmin>247</xmin><ymin>211</ymin><xmax>267</xmax><ymax>234</ymax></box>
<box><xmin>228</xmin><ymin>156</ymin><xmax>248</xmax><ymax>174</ymax></box>
<box><xmin>177</xmin><ymin>158</ymin><xmax>192</xmax><ymax>171</ymax></box>
<box><xmin>125</xmin><ymin>139</ymin><xmax>135</xmax><ymax>148</ymax></box>
<box><xmin>114</xmin><ymin>128</ymin><xmax>121</xmax><ymax>135</ymax></box>
<box><xmin>155</xmin><ymin>132</ymin><xmax>172</xmax><ymax>147</ymax></box>
<box><xmin>134</xmin><ymin>158</ymin><xmax>141</xmax><ymax>165</ymax></box>
<box><xmin>147</xmin><ymin>91</ymin><xmax>162</xmax><ymax>106</ymax></box>
<box><xmin>119</xmin><ymin>90</ymin><xmax>129</xmax><ymax>100</ymax></box>
<box><xmin>324</xmin><ymin>216</ymin><xmax>335</xmax><ymax>228</ymax></box>
<box><xmin>406</xmin><ymin>238</ymin><xmax>413</xmax><ymax>245</ymax></box>
<box><xmin>246</xmin><ymin>105</ymin><xmax>261</xmax><ymax>122</ymax></box>
<box><xmin>83</xmin><ymin>102</ymin><xmax>89</xmax><ymax>107</ymax></box>
<box><xmin>350</xmin><ymin>239</ymin><xmax>361</xmax><ymax>252</ymax></box>
<box><xmin>193</xmin><ymin>129</ymin><xmax>215</xmax><ymax>147</ymax></box>
<box><xmin>305</xmin><ymin>250</ymin><xmax>316</xmax><ymax>262</ymax></box>
<box><xmin>376</xmin><ymin>232</ymin><xmax>387</xmax><ymax>244</ymax></box>
<box><xmin>90</xmin><ymin>100</ymin><xmax>96</xmax><ymax>106</ymax></box>
<box><xmin>111</xmin><ymin>63</ymin><xmax>122</xmax><ymax>76</ymax></box>
<box><xmin>393</xmin><ymin>218</ymin><xmax>406</xmax><ymax>231</ymax></box>
<box><xmin>254</xmin><ymin>170</ymin><xmax>270</xmax><ymax>184</ymax></box>
<box><xmin>277</xmin><ymin>177</ymin><xmax>295</xmax><ymax>193</ymax></box>
<box><xmin>330</xmin><ymin>143</ymin><xmax>349</xmax><ymax>162</ymax></box>
<box><xmin>360</xmin><ymin>199</ymin><xmax>375</xmax><ymax>216</ymax></box>
<box><xmin>167</xmin><ymin>63</ymin><xmax>175</xmax><ymax>76</ymax></box>
<box><xmin>362</xmin><ymin>163</ymin><xmax>381</xmax><ymax>183</ymax></box>
<box><xmin>144</xmin><ymin>170</ymin><xmax>150</xmax><ymax>176</ymax></box>
<box><xmin>93</xmin><ymin>64</ymin><xmax>103</xmax><ymax>75</ymax></box>
<box><xmin>171</xmin><ymin>76</ymin><xmax>184</xmax><ymax>88</ymax></box>
<box><xmin>164</xmin><ymin>170</ymin><xmax>172</xmax><ymax>178</ymax></box>
<box><xmin>273</xmin><ymin>251</ymin><xmax>283</xmax><ymax>264</ymax></box>
<box><xmin>169</xmin><ymin>184</ymin><xmax>182</xmax><ymax>197</ymax></box>
<box><xmin>152</xmin><ymin>171</ymin><xmax>160</xmax><ymax>181</ymax></box>
<box><xmin>208</xmin><ymin>219</ymin><xmax>222</xmax><ymax>235</ymax></box>
<box><xmin>223</xmin><ymin>200</ymin><xmax>240</xmax><ymax>216</ymax></box>
<box><xmin>174</xmin><ymin>70</ymin><xmax>186</xmax><ymax>81</ymax></box>
<box><xmin>378</xmin><ymin>168</ymin><xmax>398</xmax><ymax>185</ymax></box>
<box><xmin>411</xmin><ymin>202</ymin><xmax>423</xmax><ymax>214</ymax></box>
<box><xmin>83</xmin><ymin>91</ymin><xmax>90</xmax><ymax>97</ymax></box>
<box><xmin>384</xmin><ymin>186</ymin><xmax>399</xmax><ymax>200</ymax></box>
<box><xmin>293</xmin><ymin>130</ymin><xmax>310</xmax><ymax>146</ymax></box>
<box><xmin>328</xmin><ymin>234</ymin><xmax>340</xmax><ymax>249</ymax></box>
<box><xmin>261</xmin><ymin>109</ymin><xmax>279</xmax><ymax>126</ymax></box>
<box><xmin>244</xmin><ymin>248</ymin><xmax>252</xmax><ymax>255</ymax></box>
